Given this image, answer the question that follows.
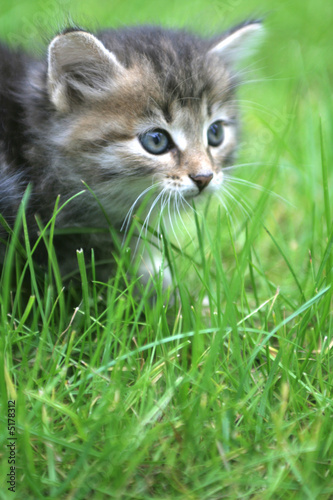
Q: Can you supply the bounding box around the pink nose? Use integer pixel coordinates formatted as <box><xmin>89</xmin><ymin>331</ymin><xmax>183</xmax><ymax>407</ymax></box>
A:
<box><xmin>189</xmin><ymin>173</ymin><xmax>213</xmax><ymax>192</ymax></box>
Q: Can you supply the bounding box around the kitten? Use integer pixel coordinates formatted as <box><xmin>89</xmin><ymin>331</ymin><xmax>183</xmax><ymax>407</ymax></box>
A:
<box><xmin>0</xmin><ymin>21</ymin><xmax>262</xmax><ymax>280</ymax></box>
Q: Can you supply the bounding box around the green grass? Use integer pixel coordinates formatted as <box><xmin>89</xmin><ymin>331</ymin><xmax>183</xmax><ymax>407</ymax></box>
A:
<box><xmin>0</xmin><ymin>0</ymin><xmax>333</xmax><ymax>498</ymax></box>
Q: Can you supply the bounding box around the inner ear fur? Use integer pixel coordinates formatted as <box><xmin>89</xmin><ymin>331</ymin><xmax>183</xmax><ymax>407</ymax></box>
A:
<box><xmin>47</xmin><ymin>30</ymin><xmax>124</xmax><ymax>112</ymax></box>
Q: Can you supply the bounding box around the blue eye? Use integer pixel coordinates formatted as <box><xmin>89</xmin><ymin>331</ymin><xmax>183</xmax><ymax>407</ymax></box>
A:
<box><xmin>139</xmin><ymin>129</ymin><xmax>172</xmax><ymax>155</ymax></box>
<box><xmin>207</xmin><ymin>121</ymin><xmax>224</xmax><ymax>147</ymax></box>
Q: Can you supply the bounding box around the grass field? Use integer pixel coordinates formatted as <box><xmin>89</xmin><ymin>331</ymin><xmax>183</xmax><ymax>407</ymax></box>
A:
<box><xmin>0</xmin><ymin>0</ymin><xmax>332</xmax><ymax>498</ymax></box>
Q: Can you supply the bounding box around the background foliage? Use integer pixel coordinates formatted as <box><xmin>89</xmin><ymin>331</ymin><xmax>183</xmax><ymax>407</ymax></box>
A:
<box><xmin>0</xmin><ymin>0</ymin><xmax>332</xmax><ymax>498</ymax></box>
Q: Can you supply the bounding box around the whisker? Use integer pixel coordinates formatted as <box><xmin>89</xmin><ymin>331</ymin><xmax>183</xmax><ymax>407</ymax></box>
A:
<box><xmin>225</xmin><ymin>175</ymin><xmax>293</xmax><ymax>206</ymax></box>
<box><xmin>222</xmin><ymin>162</ymin><xmax>268</xmax><ymax>172</ymax></box>
<box><xmin>221</xmin><ymin>184</ymin><xmax>253</xmax><ymax>219</ymax></box>
<box><xmin>133</xmin><ymin>187</ymin><xmax>167</xmax><ymax>255</ymax></box>
<box><xmin>168</xmin><ymin>193</ymin><xmax>181</xmax><ymax>248</ymax></box>
<box><xmin>180</xmin><ymin>194</ymin><xmax>197</xmax><ymax>229</ymax></box>
<box><xmin>147</xmin><ymin>188</ymin><xmax>167</xmax><ymax>236</ymax></box>
<box><xmin>158</xmin><ymin>190</ymin><xmax>169</xmax><ymax>233</ymax></box>
<box><xmin>120</xmin><ymin>182</ymin><xmax>161</xmax><ymax>239</ymax></box>
<box><xmin>175</xmin><ymin>193</ymin><xmax>193</xmax><ymax>241</ymax></box>
<box><xmin>224</xmin><ymin>180</ymin><xmax>253</xmax><ymax>209</ymax></box>
<box><xmin>227</xmin><ymin>98</ymin><xmax>288</xmax><ymax>118</ymax></box>
<box><xmin>180</xmin><ymin>195</ymin><xmax>198</xmax><ymax>215</ymax></box>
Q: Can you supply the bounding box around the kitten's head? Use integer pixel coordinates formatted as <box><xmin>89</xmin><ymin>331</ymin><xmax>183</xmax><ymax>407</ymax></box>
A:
<box><xmin>46</xmin><ymin>22</ymin><xmax>262</xmax><ymax>225</ymax></box>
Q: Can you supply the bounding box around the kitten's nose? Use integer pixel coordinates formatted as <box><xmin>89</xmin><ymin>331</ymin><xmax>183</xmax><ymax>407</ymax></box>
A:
<box><xmin>189</xmin><ymin>173</ymin><xmax>213</xmax><ymax>192</ymax></box>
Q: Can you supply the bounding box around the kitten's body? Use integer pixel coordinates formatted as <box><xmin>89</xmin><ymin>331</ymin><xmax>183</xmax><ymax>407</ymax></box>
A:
<box><xmin>0</xmin><ymin>22</ymin><xmax>262</xmax><ymax>278</ymax></box>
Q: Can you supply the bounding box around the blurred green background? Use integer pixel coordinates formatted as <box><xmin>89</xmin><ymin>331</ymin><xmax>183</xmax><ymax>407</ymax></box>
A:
<box><xmin>1</xmin><ymin>0</ymin><xmax>332</xmax><ymax>77</ymax></box>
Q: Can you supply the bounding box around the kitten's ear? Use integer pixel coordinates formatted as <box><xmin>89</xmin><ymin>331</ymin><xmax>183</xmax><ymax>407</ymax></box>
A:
<box><xmin>208</xmin><ymin>20</ymin><xmax>263</xmax><ymax>65</ymax></box>
<box><xmin>48</xmin><ymin>30</ymin><xmax>124</xmax><ymax>112</ymax></box>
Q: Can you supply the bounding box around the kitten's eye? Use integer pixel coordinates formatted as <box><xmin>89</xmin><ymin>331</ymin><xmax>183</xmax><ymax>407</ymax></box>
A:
<box><xmin>207</xmin><ymin>121</ymin><xmax>224</xmax><ymax>147</ymax></box>
<box><xmin>139</xmin><ymin>129</ymin><xmax>172</xmax><ymax>155</ymax></box>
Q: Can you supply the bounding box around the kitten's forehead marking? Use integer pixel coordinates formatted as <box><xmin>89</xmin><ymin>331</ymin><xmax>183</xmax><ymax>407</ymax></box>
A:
<box><xmin>170</xmin><ymin>129</ymin><xmax>188</xmax><ymax>151</ymax></box>
<box><xmin>167</xmin><ymin>102</ymin><xmax>203</xmax><ymax>150</ymax></box>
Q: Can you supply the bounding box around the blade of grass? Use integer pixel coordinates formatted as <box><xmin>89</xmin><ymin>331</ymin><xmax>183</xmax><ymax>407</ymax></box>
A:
<box><xmin>264</xmin><ymin>225</ymin><xmax>306</xmax><ymax>303</ymax></box>
<box><xmin>76</xmin><ymin>249</ymin><xmax>91</xmax><ymax>329</ymax></box>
